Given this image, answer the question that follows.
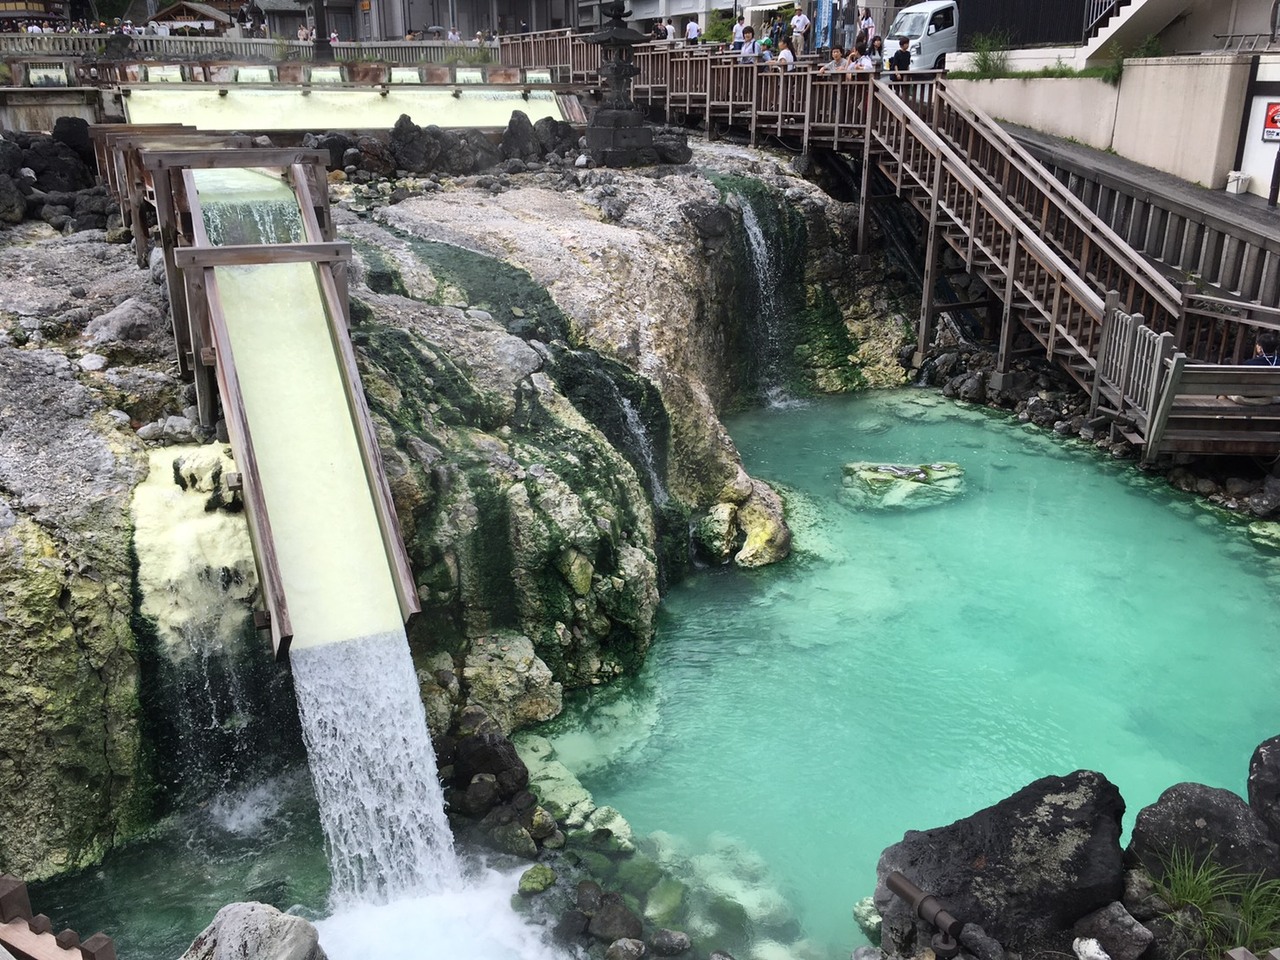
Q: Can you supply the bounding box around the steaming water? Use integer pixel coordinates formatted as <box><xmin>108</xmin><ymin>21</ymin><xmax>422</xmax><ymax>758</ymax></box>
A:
<box><xmin>290</xmin><ymin>631</ymin><xmax>459</xmax><ymax>904</ymax></box>
<box><xmin>534</xmin><ymin>389</ymin><xmax>1280</xmax><ymax>956</ymax></box>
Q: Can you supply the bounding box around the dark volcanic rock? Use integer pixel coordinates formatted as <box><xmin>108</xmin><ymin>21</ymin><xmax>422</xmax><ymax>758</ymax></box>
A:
<box><xmin>534</xmin><ymin>116</ymin><xmax>579</xmax><ymax>156</ymax></box>
<box><xmin>653</xmin><ymin>127</ymin><xmax>692</xmax><ymax>165</ymax></box>
<box><xmin>1248</xmin><ymin>734</ymin><xmax>1280</xmax><ymax>842</ymax></box>
<box><xmin>452</xmin><ymin>732</ymin><xmax>529</xmax><ymax>798</ymax></box>
<box><xmin>52</xmin><ymin>117</ymin><xmax>93</xmax><ymax>169</ymax></box>
<box><xmin>23</xmin><ymin>137</ymin><xmax>93</xmax><ymax>193</ymax></box>
<box><xmin>1127</xmin><ymin>781</ymin><xmax>1280</xmax><ymax>880</ymax></box>
<box><xmin>1072</xmin><ymin>901</ymin><xmax>1153</xmax><ymax>960</ymax></box>
<box><xmin>0</xmin><ymin>173</ymin><xmax>26</xmax><ymax>223</ymax></box>
<box><xmin>500</xmin><ymin>110</ymin><xmax>540</xmax><ymax>161</ymax></box>
<box><xmin>588</xmin><ymin>893</ymin><xmax>643</xmax><ymax>942</ymax></box>
<box><xmin>303</xmin><ymin>131</ymin><xmax>355</xmax><ymax>170</ymax></box>
<box><xmin>875</xmin><ymin>770</ymin><xmax>1125</xmax><ymax>954</ymax></box>
<box><xmin>0</xmin><ymin>137</ymin><xmax>24</xmax><ymax>176</ymax></box>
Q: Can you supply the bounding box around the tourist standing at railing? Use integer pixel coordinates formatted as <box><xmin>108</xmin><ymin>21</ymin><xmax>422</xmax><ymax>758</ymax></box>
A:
<box><xmin>739</xmin><ymin>25</ymin><xmax>761</xmax><ymax>61</ymax></box>
<box><xmin>685</xmin><ymin>18</ymin><xmax>700</xmax><ymax>44</ymax></box>
<box><xmin>732</xmin><ymin>15</ymin><xmax>745</xmax><ymax>50</ymax></box>
<box><xmin>664</xmin><ymin>18</ymin><xmax>675</xmax><ymax>40</ymax></box>
<box><xmin>890</xmin><ymin>35</ymin><xmax>910</xmax><ymax>78</ymax></box>
<box><xmin>789</xmin><ymin>8</ymin><xmax>809</xmax><ymax>55</ymax></box>
<box><xmin>769</xmin><ymin>36</ymin><xmax>795</xmax><ymax>69</ymax></box>
<box><xmin>818</xmin><ymin>45</ymin><xmax>846</xmax><ymax>72</ymax></box>
<box><xmin>869</xmin><ymin>33</ymin><xmax>885</xmax><ymax>73</ymax></box>
<box><xmin>447</xmin><ymin>25</ymin><xmax>460</xmax><ymax>41</ymax></box>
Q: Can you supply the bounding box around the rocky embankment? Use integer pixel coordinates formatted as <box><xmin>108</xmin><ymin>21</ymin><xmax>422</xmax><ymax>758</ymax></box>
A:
<box><xmin>0</xmin><ymin>132</ymin><xmax>912</xmax><ymax>880</ymax></box>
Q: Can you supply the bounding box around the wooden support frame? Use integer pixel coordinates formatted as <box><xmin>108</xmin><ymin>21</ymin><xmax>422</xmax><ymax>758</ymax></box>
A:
<box><xmin>159</xmin><ymin>146</ymin><xmax>419</xmax><ymax>658</ymax></box>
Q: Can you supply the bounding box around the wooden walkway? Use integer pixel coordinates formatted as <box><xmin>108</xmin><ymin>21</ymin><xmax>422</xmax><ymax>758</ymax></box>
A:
<box><xmin>500</xmin><ymin>32</ymin><xmax>1280</xmax><ymax>459</ymax></box>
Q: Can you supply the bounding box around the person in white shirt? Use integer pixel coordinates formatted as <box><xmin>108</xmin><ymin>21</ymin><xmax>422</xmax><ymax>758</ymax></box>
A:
<box><xmin>851</xmin><ymin>41</ymin><xmax>874</xmax><ymax>71</ymax></box>
<box><xmin>664</xmin><ymin>18</ymin><xmax>675</xmax><ymax>40</ymax></box>
<box><xmin>446</xmin><ymin>25</ymin><xmax>460</xmax><ymax>41</ymax></box>
<box><xmin>739</xmin><ymin>25</ymin><xmax>761</xmax><ymax>61</ymax></box>
<box><xmin>685</xmin><ymin>18</ymin><xmax>700</xmax><ymax>43</ymax></box>
<box><xmin>859</xmin><ymin>8</ymin><xmax>875</xmax><ymax>41</ymax></box>
<box><xmin>731</xmin><ymin>15</ymin><xmax>745</xmax><ymax>50</ymax></box>
<box><xmin>770</xmin><ymin>37</ymin><xmax>795</xmax><ymax>69</ymax></box>
<box><xmin>789</xmin><ymin>9</ymin><xmax>809</xmax><ymax>56</ymax></box>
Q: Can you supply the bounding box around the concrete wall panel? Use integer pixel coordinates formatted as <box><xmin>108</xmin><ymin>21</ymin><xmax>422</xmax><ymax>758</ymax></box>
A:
<box><xmin>1111</xmin><ymin>55</ymin><xmax>1251</xmax><ymax>188</ymax></box>
<box><xmin>947</xmin><ymin>76</ymin><xmax>1119</xmax><ymax>151</ymax></box>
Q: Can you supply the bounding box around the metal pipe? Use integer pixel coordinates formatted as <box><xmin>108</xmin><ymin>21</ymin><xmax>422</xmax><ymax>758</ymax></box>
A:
<box><xmin>886</xmin><ymin>872</ymin><xmax>964</xmax><ymax>939</ymax></box>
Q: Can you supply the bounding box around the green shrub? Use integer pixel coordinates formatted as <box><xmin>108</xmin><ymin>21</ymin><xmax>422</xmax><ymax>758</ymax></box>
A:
<box><xmin>968</xmin><ymin>30</ymin><xmax>1011</xmax><ymax>78</ymax></box>
<box><xmin>701</xmin><ymin>8</ymin><xmax>736</xmax><ymax>44</ymax></box>
<box><xmin>1155</xmin><ymin>848</ymin><xmax>1280</xmax><ymax>957</ymax></box>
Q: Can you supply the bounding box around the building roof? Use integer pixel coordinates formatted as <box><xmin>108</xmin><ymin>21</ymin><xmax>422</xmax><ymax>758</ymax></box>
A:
<box><xmin>152</xmin><ymin>0</ymin><xmax>232</xmax><ymax>21</ymax></box>
<box><xmin>255</xmin><ymin>0</ymin><xmax>304</xmax><ymax>13</ymax></box>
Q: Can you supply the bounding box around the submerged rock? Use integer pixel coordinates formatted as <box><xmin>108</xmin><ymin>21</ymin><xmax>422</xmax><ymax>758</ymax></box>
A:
<box><xmin>841</xmin><ymin>461</ymin><xmax>964</xmax><ymax>510</ymax></box>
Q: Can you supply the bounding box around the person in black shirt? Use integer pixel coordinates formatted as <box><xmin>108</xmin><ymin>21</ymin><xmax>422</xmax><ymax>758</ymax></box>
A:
<box><xmin>890</xmin><ymin>36</ymin><xmax>911</xmax><ymax>78</ymax></box>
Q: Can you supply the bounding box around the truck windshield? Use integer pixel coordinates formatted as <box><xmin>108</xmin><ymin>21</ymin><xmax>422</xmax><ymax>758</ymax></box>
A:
<box><xmin>888</xmin><ymin>11</ymin><xmax>927</xmax><ymax>38</ymax></box>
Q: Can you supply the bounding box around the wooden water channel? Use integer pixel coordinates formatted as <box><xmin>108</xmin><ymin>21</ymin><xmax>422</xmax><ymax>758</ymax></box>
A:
<box><xmin>90</xmin><ymin>127</ymin><xmax>418</xmax><ymax>656</ymax></box>
<box><xmin>500</xmin><ymin>33</ymin><xmax>1280</xmax><ymax>460</ymax></box>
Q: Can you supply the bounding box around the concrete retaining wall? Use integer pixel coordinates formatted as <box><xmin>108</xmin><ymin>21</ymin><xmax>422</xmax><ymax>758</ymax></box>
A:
<box><xmin>949</xmin><ymin>54</ymin><xmax>1253</xmax><ymax>191</ymax></box>
<box><xmin>947</xmin><ymin>76</ymin><xmax>1119</xmax><ymax>151</ymax></box>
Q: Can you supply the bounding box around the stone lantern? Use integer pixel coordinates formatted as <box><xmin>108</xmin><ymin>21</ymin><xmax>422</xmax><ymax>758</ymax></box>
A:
<box><xmin>585</xmin><ymin>0</ymin><xmax>657</xmax><ymax>167</ymax></box>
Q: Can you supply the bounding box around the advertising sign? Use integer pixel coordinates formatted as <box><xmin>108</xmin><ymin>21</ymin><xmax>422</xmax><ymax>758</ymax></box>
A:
<box><xmin>1264</xmin><ymin>101</ymin><xmax>1280</xmax><ymax>141</ymax></box>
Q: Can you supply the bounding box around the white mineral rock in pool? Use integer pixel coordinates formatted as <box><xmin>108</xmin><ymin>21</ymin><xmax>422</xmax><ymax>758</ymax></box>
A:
<box><xmin>1073</xmin><ymin>937</ymin><xmax>1111</xmax><ymax>960</ymax></box>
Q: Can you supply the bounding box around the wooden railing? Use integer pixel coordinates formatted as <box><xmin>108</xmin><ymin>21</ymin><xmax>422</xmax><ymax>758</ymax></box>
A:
<box><xmin>869</xmin><ymin>78</ymin><xmax>1107</xmax><ymax>387</ymax></box>
<box><xmin>1</xmin><ymin>874</ymin><xmax>116</xmax><ymax>960</ymax></box>
<box><xmin>930</xmin><ymin>80</ymin><xmax>1183</xmax><ymax>332</ymax></box>
<box><xmin>0</xmin><ymin>32</ymin><xmax>499</xmax><ymax>63</ymax></box>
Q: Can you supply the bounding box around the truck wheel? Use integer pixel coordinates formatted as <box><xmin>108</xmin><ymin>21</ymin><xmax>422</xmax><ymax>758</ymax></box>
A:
<box><xmin>933</xmin><ymin>54</ymin><xmax>946</xmax><ymax>69</ymax></box>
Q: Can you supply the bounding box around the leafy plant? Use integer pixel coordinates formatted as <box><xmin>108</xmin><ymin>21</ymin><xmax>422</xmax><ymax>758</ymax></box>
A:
<box><xmin>968</xmin><ymin>30</ymin><xmax>1011</xmax><ymax>78</ymax></box>
<box><xmin>1154</xmin><ymin>849</ymin><xmax>1280</xmax><ymax>957</ymax></box>
<box><xmin>701</xmin><ymin>9</ymin><xmax>736</xmax><ymax>44</ymax></box>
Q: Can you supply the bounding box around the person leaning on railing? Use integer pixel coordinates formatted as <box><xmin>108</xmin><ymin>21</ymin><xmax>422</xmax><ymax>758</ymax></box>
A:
<box><xmin>739</xmin><ymin>26</ymin><xmax>764</xmax><ymax>62</ymax></box>
<box><xmin>769</xmin><ymin>36</ymin><xmax>795</xmax><ymax>69</ymax></box>
<box><xmin>890</xmin><ymin>36</ymin><xmax>911</xmax><ymax>79</ymax></box>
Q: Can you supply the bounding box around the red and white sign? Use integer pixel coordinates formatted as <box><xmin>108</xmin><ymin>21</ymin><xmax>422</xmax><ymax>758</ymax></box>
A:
<box><xmin>1264</xmin><ymin>101</ymin><xmax>1280</xmax><ymax>141</ymax></box>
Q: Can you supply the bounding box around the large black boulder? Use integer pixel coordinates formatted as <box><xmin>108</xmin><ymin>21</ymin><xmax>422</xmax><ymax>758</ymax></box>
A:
<box><xmin>451</xmin><ymin>731</ymin><xmax>529</xmax><ymax>798</ymax></box>
<box><xmin>500</xmin><ymin>110</ymin><xmax>540</xmax><ymax>162</ymax></box>
<box><xmin>1127</xmin><ymin>781</ymin><xmax>1280</xmax><ymax>881</ymax></box>
<box><xmin>388</xmin><ymin>115</ymin><xmax>442</xmax><ymax>173</ymax></box>
<box><xmin>23</xmin><ymin>137</ymin><xmax>93</xmax><ymax>193</ymax></box>
<box><xmin>534</xmin><ymin>116</ymin><xmax>578</xmax><ymax>156</ymax></box>
<box><xmin>1248</xmin><ymin>734</ymin><xmax>1280</xmax><ymax>843</ymax></box>
<box><xmin>302</xmin><ymin>131</ymin><xmax>355</xmax><ymax>170</ymax></box>
<box><xmin>52</xmin><ymin>117</ymin><xmax>94</xmax><ymax>170</ymax></box>
<box><xmin>874</xmin><ymin>770</ymin><xmax>1125</xmax><ymax>954</ymax></box>
<box><xmin>588</xmin><ymin>892</ymin><xmax>643</xmax><ymax>942</ymax></box>
<box><xmin>0</xmin><ymin>137</ymin><xmax>24</xmax><ymax>176</ymax></box>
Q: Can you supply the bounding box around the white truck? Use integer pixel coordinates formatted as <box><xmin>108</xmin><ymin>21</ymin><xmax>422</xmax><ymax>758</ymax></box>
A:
<box><xmin>886</xmin><ymin>0</ymin><xmax>958</xmax><ymax>71</ymax></box>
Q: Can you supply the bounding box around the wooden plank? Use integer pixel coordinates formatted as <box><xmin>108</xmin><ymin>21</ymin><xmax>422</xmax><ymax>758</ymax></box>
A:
<box><xmin>174</xmin><ymin>243</ymin><xmax>352</xmax><ymax>268</ymax></box>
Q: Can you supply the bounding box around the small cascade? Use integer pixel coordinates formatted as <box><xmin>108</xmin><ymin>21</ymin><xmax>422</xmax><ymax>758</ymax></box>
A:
<box><xmin>738</xmin><ymin>198</ymin><xmax>792</xmax><ymax>407</ymax></box>
<box><xmin>619</xmin><ymin>394</ymin><xmax>669</xmax><ymax>506</ymax></box>
<box><xmin>289</xmin><ymin>630</ymin><xmax>461</xmax><ymax>906</ymax></box>
<box><xmin>193</xmin><ymin>168</ymin><xmax>305</xmax><ymax>247</ymax></box>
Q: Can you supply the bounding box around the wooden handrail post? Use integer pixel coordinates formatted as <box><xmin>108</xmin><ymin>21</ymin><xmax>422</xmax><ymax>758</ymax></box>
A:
<box><xmin>1176</xmin><ymin>278</ymin><xmax>1196</xmax><ymax>350</ymax></box>
<box><xmin>1090</xmin><ymin>290</ymin><xmax>1122</xmax><ymax>415</ymax></box>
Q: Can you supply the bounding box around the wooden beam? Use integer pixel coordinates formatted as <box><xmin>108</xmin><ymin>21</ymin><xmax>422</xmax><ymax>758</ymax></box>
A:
<box><xmin>174</xmin><ymin>243</ymin><xmax>353</xmax><ymax>268</ymax></box>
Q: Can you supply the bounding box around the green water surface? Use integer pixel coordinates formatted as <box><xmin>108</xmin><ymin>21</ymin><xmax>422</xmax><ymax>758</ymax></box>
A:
<box><xmin>533</xmin><ymin>389</ymin><xmax>1280</xmax><ymax>957</ymax></box>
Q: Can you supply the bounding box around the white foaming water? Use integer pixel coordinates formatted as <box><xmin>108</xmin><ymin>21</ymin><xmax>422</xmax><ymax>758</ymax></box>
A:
<box><xmin>739</xmin><ymin>200</ymin><xmax>791</xmax><ymax>404</ymax></box>
<box><xmin>290</xmin><ymin>630</ymin><xmax>461</xmax><ymax>906</ymax></box>
<box><xmin>317</xmin><ymin>866</ymin><xmax>571</xmax><ymax>960</ymax></box>
<box><xmin>206</xmin><ymin>776</ymin><xmax>290</xmax><ymax>836</ymax></box>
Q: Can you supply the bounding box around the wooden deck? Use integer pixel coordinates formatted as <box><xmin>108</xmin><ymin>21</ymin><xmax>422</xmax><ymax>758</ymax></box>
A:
<box><xmin>498</xmin><ymin>31</ymin><xmax>1280</xmax><ymax>460</ymax></box>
